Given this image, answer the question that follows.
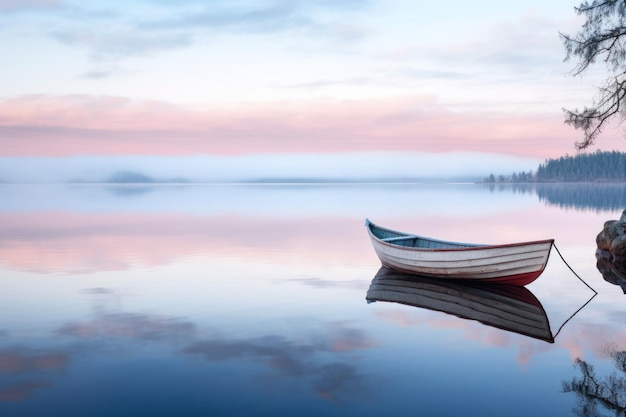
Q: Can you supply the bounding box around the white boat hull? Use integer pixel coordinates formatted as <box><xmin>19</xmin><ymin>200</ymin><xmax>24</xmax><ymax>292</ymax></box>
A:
<box><xmin>366</xmin><ymin>219</ymin><xmax>553</xmax><ymax>286</ymax></box>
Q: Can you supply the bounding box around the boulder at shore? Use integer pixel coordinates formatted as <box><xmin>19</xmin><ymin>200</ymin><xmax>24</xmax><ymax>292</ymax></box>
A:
<box><xmin>597</xmin><ymin>209</ymin><xmax>626</xmax><ymax>262</ymax></box>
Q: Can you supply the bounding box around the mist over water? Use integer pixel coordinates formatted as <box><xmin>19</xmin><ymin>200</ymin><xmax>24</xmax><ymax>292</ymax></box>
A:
<box><xmin>0</xmin><ymin>152</ymin><xmax>539</xmax><ymax>183</ymax></box>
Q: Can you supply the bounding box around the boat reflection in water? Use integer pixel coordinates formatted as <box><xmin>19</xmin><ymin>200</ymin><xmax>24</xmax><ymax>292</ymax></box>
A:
<box><xmin>366</xmin><ymin>266</ymin><xmax>555</xmax><ymax>343</ymax></box>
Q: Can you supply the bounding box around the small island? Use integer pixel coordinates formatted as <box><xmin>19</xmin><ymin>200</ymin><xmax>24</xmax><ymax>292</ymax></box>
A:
<box><xmin>70</xmin><ymin>170</ymin><xmax>191</xmax><ymax>184</ymax></box>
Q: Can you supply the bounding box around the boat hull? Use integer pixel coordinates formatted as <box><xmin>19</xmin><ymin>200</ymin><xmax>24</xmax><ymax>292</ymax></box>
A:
<box><xmin>366</xmin><ymin>219</ymin><xmax>553</xmax><ymax>286</ymax></box>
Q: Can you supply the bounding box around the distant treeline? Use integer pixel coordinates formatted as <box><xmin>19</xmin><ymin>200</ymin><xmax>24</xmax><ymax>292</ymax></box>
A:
<box><xmin>484</xmin><ymin>150</ymin><xmax>626</xmax><ymax>183</ymax></box>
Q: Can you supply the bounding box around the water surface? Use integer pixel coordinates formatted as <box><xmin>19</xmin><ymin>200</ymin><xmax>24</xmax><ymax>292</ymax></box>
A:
<box><xmin>1</xmin><ymin>183</ymin><xmax>625</xmax><ymax>416</ymax></box>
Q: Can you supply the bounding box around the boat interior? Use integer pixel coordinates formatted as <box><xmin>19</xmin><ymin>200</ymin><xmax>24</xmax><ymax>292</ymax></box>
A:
<box><xmin>367</xmin><ymin>220</ymin><xmax>481</xmax><ymax>249</ymax></box>
<box><xmin>379</xmin><ymin>235</ymin><xmax>473</xmax><ymax>249</ymax></box>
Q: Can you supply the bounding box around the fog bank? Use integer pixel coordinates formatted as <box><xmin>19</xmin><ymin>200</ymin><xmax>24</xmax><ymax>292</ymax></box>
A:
<box><xmin>0</xmin><ymin>152</ymin><xmax>539</xmax><ymax>183</ymax></box>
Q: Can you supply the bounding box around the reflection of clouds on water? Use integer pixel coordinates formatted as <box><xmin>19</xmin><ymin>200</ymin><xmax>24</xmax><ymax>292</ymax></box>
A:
<box><xmin>0</xmin><ymin>348</ymin><xmax>68</xmax><ymax>402</ymax></box>
<box><xmin>285</xmin><ymin>277</ymin><xmax>366</xmax><ymax>290</ymax></box>
<box><xmin>559</xmin><ymin>324</ymin><xmax>626</xmax><ymax>362</ymax></box>
<box><xmin>313</xmin><ymin>362</ymin><xmax>369</xmax><ymax>402</ymax></box>
<box><xmin>0</xmin><ymin>310</ymin><xmax>198</xmax><ymax>403</ymax></box>
<box><xmin>184</xmin><ymin>324</ymin><xmax>377</xmax><ymax>402</ymax></box>
<box><xmin>0</xmin><ymin>349</ymin><xmax>68</xmax><ymax>374</ymax></box>
<box><xmin>60</xmin><ymin>288</ymin><xmax>196</xmax><ymax>341</ymax></box>
<box><xmin>0</xmin><ymin>284</ymin><xmax>378</xmax><ymax>406</ymax></box>
<box><xmin>58</xmin><ymin>312</ymin><xmax>197</xmax><ymax>341</ymax></box>
<box><xmin>326</xmin><ymin>323</ymin><xmax>378</xmax><ymax>352</ymax></box>
<box><xmin>0</xmin><ymin>380</ymin><xmax>52</xmax><ymax>402</ymax></box>
<box><xmin>373</xmin><ymin>308</ymin><xmax>555</xmax><ymax>366</ymax></box>
<box><xmin>81</xmin><ymin>287</ymin><xmax>116</xmax><ymax>295</ymax></box>
<box><xmin>184</xmin><ymin>336</ymin><xmax>320</xmax><ymax>371</ymax></box>
<box><xmin>1</xmin><ymin>184</ymin><xmax>612</xmax><ymax>277</ymax></box>
<box><xmin>0</xmin><ymin>213</ymin><xmax>368</xmax><ymax>274</ymax></box>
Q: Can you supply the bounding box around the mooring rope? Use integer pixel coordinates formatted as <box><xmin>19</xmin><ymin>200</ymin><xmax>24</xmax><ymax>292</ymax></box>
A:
<box><xmin>552</xmin><ymin>291</ymin><xmax>597</xmax><ymax>340</ymax></box>
<box><xmin>552</xmin><ymin>242</ymin><xmax>598</xmax><ymax>294</ymax></box>
<box><xmin>549</xmin><ymin>242</ymin><xmax>598</xmax><ymax>340</ymax></box>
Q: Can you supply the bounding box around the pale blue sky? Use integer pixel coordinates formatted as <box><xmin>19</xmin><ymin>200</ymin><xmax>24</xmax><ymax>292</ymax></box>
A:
<box><xmin>1</xmin><ymin>0</ymin><xmax>623</xmax><ymax>180</ymax></box>
<box><xmin>0</xmin><ymin>0</ymin><xmax>588</xmax><ymax>105</ymax></box>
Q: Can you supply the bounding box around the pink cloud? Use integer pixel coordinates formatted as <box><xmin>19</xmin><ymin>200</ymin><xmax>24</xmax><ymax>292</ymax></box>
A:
<box><xmin>0</xmin><ymin>94</ymin><xmax>618</xmax><ymax>158</ymax></box>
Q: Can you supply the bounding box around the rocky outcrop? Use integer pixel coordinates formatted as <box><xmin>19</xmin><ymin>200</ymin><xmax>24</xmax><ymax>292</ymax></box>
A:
<box><xmin>596</xmin><ymin>209</ymin><xmax>626</xmax><ymax>293</ymax></box>
<box><xmin>596</xmin><ymin>209</ymin><xmax>626</xmax><ymax>262</ymax></box>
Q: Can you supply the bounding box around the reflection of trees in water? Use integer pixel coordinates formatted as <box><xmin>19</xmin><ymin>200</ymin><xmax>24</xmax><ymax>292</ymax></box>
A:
<box><xmin>563</xmin><ymin>350</ymin><xmax>626</xmax><ymax>417</ymax></box>
<box><xmin>482</xmin><ymin>183</ymin><xmax>535</xmax><ymax>195</ymax></box>
<box><xmin>535</xmin><ymin>184</ymin><xmax>626</xmax><ymax>213</ymax></box>
<box><xmin>484</xmin><ymin>183</ymin><xmax>626</xmax><ymax>212</ymax></box>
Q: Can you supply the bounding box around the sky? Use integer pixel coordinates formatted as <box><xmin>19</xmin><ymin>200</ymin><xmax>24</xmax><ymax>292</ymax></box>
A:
<box><xmin>1</xmin><ymin>0</ymin><xmax>625</xmax><ymax>181</ymax></box>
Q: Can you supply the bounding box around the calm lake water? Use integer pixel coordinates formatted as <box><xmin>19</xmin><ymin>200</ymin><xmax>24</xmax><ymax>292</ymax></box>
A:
<box><xmin>1</xmin><ymin>182</ymin><xmax>625</xmax><ymax>416</ymax></box>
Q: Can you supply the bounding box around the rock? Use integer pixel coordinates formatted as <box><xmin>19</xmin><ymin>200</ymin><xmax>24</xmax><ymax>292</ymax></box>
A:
<box><xmin>597</xmin><ymin>221</ymin><xmax>615</xmax><ymax>250</ymax></box>
<box><xmin>611</xmin><ymin>233</ymin><xmax>626</xmax><ymax>261</ymax></box>
<box><xmin>596</xmin><ymin>248</ymin><xmax>613</xmax><ymax>260</ymax></box>
<box><xmin>597</xmin><ymin>219</ymin><xmax>626</xmax><ymax>253</ymax></box>
<box><xmin>596</xmin><ymin>210</ymin><xmax>626</xmax><ymax>292</ymax></box>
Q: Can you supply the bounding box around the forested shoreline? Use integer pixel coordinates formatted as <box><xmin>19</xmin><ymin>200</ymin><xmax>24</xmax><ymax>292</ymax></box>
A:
<box><xmin>484</xmin><ymin>150</ymin><xmax>626</xmax><ymax>183</ymax></box>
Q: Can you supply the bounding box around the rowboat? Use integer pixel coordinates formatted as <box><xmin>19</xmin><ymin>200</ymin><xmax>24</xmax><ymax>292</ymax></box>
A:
<box><xmin>365</xmin><ymin>219</ymin><xmax>553</xmax><ymax>286</ymax></box>
<box><xmin>366</xmin><ymin>266</ymin><xmax>554</xmax><ymax>343</ymax></box>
